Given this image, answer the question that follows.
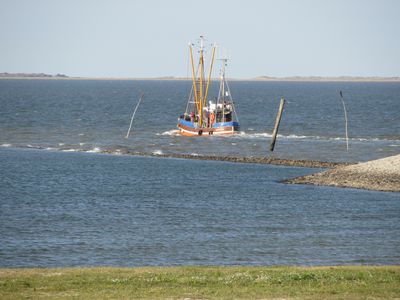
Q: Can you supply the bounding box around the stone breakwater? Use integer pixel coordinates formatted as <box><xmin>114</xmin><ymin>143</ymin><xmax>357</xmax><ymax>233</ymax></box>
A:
<box><xmin>285</xmin><ymin>154</ymin><xmax>400</xmax><ymax>192</ymax></box>
<box><xmin>102</xmin><ymin>150</ymin><xmax>349</xmax><ymax>168</ymax></box>
<box><xmin>7</xmin><ymin>145</ymin><xmax>350</xmax><ymax>168</ymax></box>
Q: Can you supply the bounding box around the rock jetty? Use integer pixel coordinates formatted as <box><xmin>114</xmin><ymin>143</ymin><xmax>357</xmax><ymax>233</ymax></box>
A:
<box><xmin>103</xmin><ymin>150</ymin><xmax>349</xmax><ymax>168</ymax></box>
<box><xmin>285</xmin><ymin>154</ymin><xmax>400</xmax><ymax>192</ymax></box>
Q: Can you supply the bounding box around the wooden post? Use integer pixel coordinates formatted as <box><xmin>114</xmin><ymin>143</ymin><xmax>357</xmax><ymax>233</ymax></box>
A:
<box><xmin>269</xmin><ymin>97</ymin><xmax>285</xmax><ymax>152</ymax></box>
<box><xmin>125</xmin><ymin>93</ymin><xmax>144</xmax><ymax>138</ymax></box>
<box><xmin>339</xmin><ymin>91</ymin><xmax>349</xmax><ymax>150</ymax></box>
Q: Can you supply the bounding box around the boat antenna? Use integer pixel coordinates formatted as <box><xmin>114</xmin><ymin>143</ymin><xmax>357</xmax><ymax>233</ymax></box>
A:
<box><xmin>339</xmin><ymin>90</ymin><xmax>349</xmax><ymax>150</ymax></box>
<box><xmin>125</xmin><ymin>92</ymin><xmax>145</xmax><ymax>138</ymax></box>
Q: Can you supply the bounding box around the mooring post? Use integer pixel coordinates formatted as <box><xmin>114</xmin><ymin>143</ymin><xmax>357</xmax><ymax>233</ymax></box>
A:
<box><xmin>269</xmin><ymin>97</ymin><xmax>285</xmax><ymax>152</ymax></box>
<box><xmin>125</xmin><ymin>92</ymin><xmax>145</xmax><ymax>138</ymax></box>
<box><xmin>339</xmin><ymin>90</ymin><xmax>349</xmax><ymax>150</ymax></box>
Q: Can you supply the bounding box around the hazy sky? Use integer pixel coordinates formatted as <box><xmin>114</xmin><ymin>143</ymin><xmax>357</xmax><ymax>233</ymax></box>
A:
<box><xmin>1</xmin><ymin>0</ymin><xmax>399</xmax><ymax>78</ymax></box>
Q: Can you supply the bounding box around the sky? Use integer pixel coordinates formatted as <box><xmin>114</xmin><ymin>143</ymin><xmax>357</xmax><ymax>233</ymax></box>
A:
<box><xmin>0</xmin><ymin>0</ymin><xmax>399</xmax><ymax>78</ymax></box>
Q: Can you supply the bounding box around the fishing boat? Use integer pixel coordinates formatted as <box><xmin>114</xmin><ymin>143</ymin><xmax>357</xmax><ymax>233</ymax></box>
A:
<box><xmin>177</xmin><ymin>36</ymin><xmax>240</xmax><ymax>136</ymax></box>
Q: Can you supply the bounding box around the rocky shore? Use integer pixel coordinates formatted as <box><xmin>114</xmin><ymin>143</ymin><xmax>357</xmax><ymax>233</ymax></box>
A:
<box><xmin>285</xmin><ymin>154</ymin><xmax>400</xmax><ymax>192</ymax></box>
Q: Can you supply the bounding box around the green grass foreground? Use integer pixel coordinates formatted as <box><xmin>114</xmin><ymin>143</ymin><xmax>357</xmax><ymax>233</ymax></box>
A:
<box><xmin>0</xmin><ymin>266</ymin><xmax>399</xmax><ymax>299</ymax></box>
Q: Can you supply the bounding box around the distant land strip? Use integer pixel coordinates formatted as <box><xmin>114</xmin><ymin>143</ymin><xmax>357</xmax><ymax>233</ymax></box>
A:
<box><xmin>1</xmin><ymin>72</ymin><xmax>399</xmax><ymax>82</ymax></box>
<box><xmin>0</xmin><ymin>72</ymin><xmax>68</xmax><ymax>78</ymax></box>
<box><xmin>253</xmin><ymin>75</ymin><xmax>400</xmax><ymax>82</ymax></box>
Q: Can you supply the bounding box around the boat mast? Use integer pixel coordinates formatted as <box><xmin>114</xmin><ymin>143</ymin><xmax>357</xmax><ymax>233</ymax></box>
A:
<box><xmin>221</xmin><ymin>58</ymin><xmax>226</xmax><ymax>97</ymax></box>
<box><xmin>198</xmin><ymin>36</ymin><xmax>205</xmax><ymax>127</ymax></box>
<box><xmin>204</xmin><ymin>43</ymin><xmax>216</xmax><ymax>115</ymax></box>
<box><xmin>220</xmin><ymin>58</ymin><xmax>227</xmax><ymax>120</ymax></box>
<box><xmin>189</xmin><ymin>43</ymin><xmax>200</xmax><ymax>114</ymax></box>
<box><xmin>188</xmin><ymin>36</ymin><xmax>216</xmax><ymax>127</ymax></box>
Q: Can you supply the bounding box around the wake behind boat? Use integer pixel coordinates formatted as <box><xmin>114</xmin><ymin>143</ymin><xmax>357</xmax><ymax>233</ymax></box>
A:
<box><xmin>177</xmin><ymin>36</ymin><xmax>240</xmax><ymax>136</ymax></box>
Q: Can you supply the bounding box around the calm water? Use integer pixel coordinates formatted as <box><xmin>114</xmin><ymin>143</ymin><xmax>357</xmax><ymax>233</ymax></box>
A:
<box><xmin>0</xmin><ymin>148</ymin><xmax>399</xmax><ymax>267</ymax></box>
<box><xmin>0</xmin><ymin>79</ymin><xmax>399</xmax><ymax>162</ymax></box>
<box><xmin>0</xmin><ymin>79</ymin><xmax>399</xmax><ymax>267</ymax></box>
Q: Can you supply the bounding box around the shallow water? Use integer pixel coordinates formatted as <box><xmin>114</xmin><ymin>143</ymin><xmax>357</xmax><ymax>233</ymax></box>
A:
<box><xmin>0</xmin><ymin>148</ymin><xmax>399</xmax><ymax>267</ymax></box>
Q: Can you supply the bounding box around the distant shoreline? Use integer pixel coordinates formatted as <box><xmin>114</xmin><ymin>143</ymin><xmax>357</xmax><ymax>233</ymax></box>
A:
<box><xmin>1</xmin><ymin>73</ymin><xmax>399</xmax><ymax>82</ymax></box>
<box><xmin>252</xmin><ymin>76</ymin><xmax>400</xmax><ymax>82</ymax></box>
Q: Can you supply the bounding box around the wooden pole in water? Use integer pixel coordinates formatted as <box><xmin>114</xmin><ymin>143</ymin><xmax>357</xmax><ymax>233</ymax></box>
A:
<box><xmin>339</xmin><ymin>90</ymin><xmax>349</xmax><ymax>150</ymax></box>
<box><xmin>269</xmin><ymin>97</ymin><xmax>285</xmax><ymax>152</ymax></box>
<box><xmin>125</xmin><ymin>93</ymin><xmax>144</xmax><ymax>138</ymax></box>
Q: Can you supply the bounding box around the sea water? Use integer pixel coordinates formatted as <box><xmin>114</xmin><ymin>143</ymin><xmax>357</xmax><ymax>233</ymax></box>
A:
<box><xmin>0</xmin><ymin>79</ymin><xmax>399</xmax><ymax>161</ymax></box>
<box><xmin>0</xmin><ymin>79</ymin><xmax>399</xmax><ymax>267</ymax></box>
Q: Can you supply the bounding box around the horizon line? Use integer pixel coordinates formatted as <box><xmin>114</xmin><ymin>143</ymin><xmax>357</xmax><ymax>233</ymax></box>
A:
<box><xmin>1</xmin><ymin>72</ymin><xmax>400</xmax><ymax>82</ymax></box>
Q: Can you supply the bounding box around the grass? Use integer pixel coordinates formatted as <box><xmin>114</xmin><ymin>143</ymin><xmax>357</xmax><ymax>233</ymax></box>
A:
<box><xmin>0</xmin><ymin>266</ymin><xmax>399</xmax><ymax>299</ymax></box>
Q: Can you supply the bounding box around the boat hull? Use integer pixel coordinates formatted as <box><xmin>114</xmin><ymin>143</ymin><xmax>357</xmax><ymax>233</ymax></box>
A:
<box><xmin>177</xmin><ymin>119</ymin><xmax>240</xmax><ymax>136</ymax></box>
